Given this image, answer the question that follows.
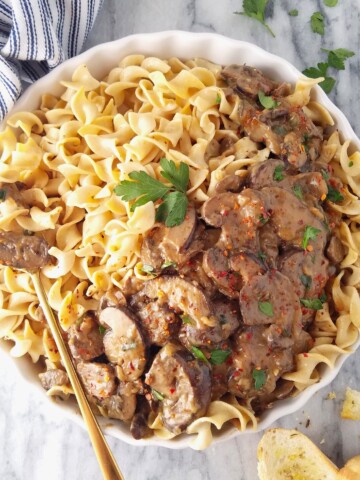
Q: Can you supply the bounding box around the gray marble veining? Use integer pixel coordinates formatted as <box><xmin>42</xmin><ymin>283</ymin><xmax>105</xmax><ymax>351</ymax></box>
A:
<box><xmin>1</xmin><ymin>1</ymin><xmax>360</xmax><ymax>479</ymax></box>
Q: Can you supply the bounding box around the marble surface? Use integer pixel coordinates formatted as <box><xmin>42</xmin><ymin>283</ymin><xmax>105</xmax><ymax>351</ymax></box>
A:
<box><xmin>1</xmin><ymin>1</ymin><xmax>360</xmax><ymax>479</ymax></box>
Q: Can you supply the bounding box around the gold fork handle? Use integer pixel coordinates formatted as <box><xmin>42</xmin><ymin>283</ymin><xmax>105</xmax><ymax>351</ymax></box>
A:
<box><xmin>31</xmin><ymin>271</ymin><xmax>125</xmax><ymax>480</ymax></box>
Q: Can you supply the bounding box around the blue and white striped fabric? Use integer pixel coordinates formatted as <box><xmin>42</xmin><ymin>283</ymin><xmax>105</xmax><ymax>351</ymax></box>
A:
<box><xmin>0</xmin><ymin>0</ymin><xmax>103</xmax><ymax>122</ymax></box>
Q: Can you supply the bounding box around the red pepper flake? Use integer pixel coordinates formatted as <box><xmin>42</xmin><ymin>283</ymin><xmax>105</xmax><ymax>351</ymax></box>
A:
<box><xmin>219</xmin><ymin>271</ymin><xmax>228</xmax><ymax>278</ymax></box>
<box><xmin>169</xmin><ymin>388</ymin><xmax>176</xmax><ymax>394</ymax></box>
<box><xmin>303</xmin><ymin>353</ymin><xmax>309</xmax><ymax>358</ymax></box>
<box><xmin>246</xmin><ymin>332</ymin><xmax>253</xmax><ymax>341</ymax></box>
<box><xmin>129</xmin><ymin>362</ymin><xmax>135</xmax><ymax>371</ymax></box>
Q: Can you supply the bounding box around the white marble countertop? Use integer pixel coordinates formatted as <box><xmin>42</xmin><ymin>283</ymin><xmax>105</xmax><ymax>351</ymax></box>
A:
<box><xmin>1</xmin><ymin>1</ymin><xmax>360</xmax><ymax>479</ymax></box>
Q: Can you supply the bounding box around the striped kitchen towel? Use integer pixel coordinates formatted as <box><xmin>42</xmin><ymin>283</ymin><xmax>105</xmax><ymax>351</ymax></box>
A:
<box><xmin>0</xmin><ymin>0</ymin><xmax>104</xmax><ymax>122</ymax></box>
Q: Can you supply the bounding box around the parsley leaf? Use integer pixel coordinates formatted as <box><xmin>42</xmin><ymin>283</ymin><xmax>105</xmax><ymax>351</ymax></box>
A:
<box><xmin>98</xmin><ymin>325</ymin><xmax>106</xmax><ymax>335</ymax></box>
<box><xmin>258</xmin><ymin>214</ymin><xmax>269</xmax><ymax>225</ymax></box>
<box><xmin>311</xmin><ymin>11</ymin><xmax>325</xmax><ymax>35</ymax></box>
<box><xmin>258</xmin><ymin>301</ymin><xmax>274</xmax><ymax>317</ymax></box>
<box><xmin>114</xmin><ymin>170</ymin><xmax>169</xmax><ymax>210</ymax></box>
<box><xmin>324</xmin><ymin>0</ymin><xmax>338</xmax><ymax>6</ymax></box>
<box><xmin>234</xmin><ymin>0</ymin><xmax>275</xmax><ymax>37</ymax></box>
<box><xmin>156</xmin><ymin>191</ymin><xmax>188</xmax><ymax>227</ymax></box>
<box><xmin>322</xmin><ymin>48</ymin><xmax>355</xmax><ymax>70</ymax></box>
<box><xmin>320</xmin><ymin>77</ymin><xmax>336</xmax><ymax>94</ymax></box>
<box><xmin>253</xmin><ymin>368</ymin><xmax>267</xmax><ymax>390</ymax></box>
<box><xmin>159</xmin><ymin>158</ymin><xmax>189</xmax><ymax>193</ymax></box>
<box><xmin>300</xmin><ymin>274</ymin><xmax>312</xmax><ymax>291</ymax></box>
<box><xmin>327</xmin><ymin>185</ymin><xmax>344</xmax><ymax>203</ymax></box>
<box><xmin>300</xmin><ymin>298</ymin><xmax>323</xmax><ymax>310</ymax></box>
<box><xmin>273</xmin><ymin>165</ymin><xmax>285</xmax><ymax>182</ymax></box>
<box><xmin>289</xmin><ymin>9</ymin><xmax>298</xmax><ymax>16</ymax></box>
<box><xmin>115</xmin><ymin>159</ymin><xmax>190</xmax><ymax>227</ymax></box>
<box><xmin>319</xmin><ymin>291</ymin><xmax>327</xmax><ymax>303</ymax></box>
<box><xmin>191</xmin><ymin>346</ymin><xmax>210</xmax><ymax>365</ymax></box>
<box><xmin>258</xmin><ymin>90</ymin><xmax>280</xmax><ymax>109</ymax></box>
<box><xmin>152</xmin><ymin>389</ymin><xmax>165</xmax><ymax>401</ymax></box>
<box><xmin>302</xmin><ymin>225</ymin><xmax>321</xmax><ymax>250</ymax></box>
<box><xmin>216</xmin><ymin>93</ymin><xmax>221</xmax><ymax>104</ymax></box>
<box><xmin>210</xmin><ymin>349</ymin><xmax>231</xmax><ymax>365</ymax></box>
<box><xmin>293</xmin><ymin>184</ymin><xmax>303</xmax><ymax>200</ymax></box>
<box><xmin>321</xmin><ymin>169</ymin><xmax>330</xmax><ymax>181</ymax></box>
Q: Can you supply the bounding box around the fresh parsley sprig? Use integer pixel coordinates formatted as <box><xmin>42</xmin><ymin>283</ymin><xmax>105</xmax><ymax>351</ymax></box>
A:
<box><xmin>303</xmin><ymin>48</ymin><xmax>355</xmax><ymax>94</ymax></box>
<box><xmin>302</xmin><ymin>225</ymin><xmax>321</xmax><ymax>250</ymax></box>
<box><xmin>114</xmin><ymin>158</ymin><xmax>189</xmax><ymax>227</ymax></box>
<box><xmin>234</xmin><ymin>0</ymin><xmax>275</xmax><ymax>38</ymax></box>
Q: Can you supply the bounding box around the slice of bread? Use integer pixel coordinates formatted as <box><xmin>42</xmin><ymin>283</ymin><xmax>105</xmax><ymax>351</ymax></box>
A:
<box><xmin>338</xmin><ymin>456</ymin><xmax>360</xmax><ymax>480</ymax></box>
<box><xmin>257</xmin><ymin>428</ymin><xmax>339</xmax><ymax>480</ymax></box>
<box><xmin>341</xmin><ymin>388</ymin><xmax>360</xmax><ymax>420</ymax></box>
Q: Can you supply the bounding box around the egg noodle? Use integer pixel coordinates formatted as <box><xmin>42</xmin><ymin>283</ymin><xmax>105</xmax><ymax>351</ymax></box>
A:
<box><xmin>0</xmin><ymin>55</ymin><xmax>359</xmax><ymax>450</ymax></box>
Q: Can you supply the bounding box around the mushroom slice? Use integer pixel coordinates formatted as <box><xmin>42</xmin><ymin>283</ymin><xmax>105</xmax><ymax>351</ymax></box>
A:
<box><xmin>140</xmin><ymin>203</ymin><xmax>198</xmax><ymax>269</ymax></box>
<box><xmin>68</xmin><ymin>311</ymin><xmax>104</xmax><ymax>361</ymax></box>
<box><xmin>230</xmin><ymin>250</ymin><xmax>266</xmax><ymax>284</ymax></box>
<box><xmin>215</xmin><ymin>174</ymin><xmax>244</xmax><ymax>193</ymax></box>
<box><xmin>221</xmin><ymin>64</ymin><xmax>278</xmax><ymax>99</ymax></box>
<box><xmin>76</xmin><ymin>362</ymin><xmax>116</xmax><ymax>399</ymax></box>
<box><xmin>99</xmin><ymin>307</ymin><xmax>147</xmax><ymax>382</ymax></box>
<box><xmin>203</xmin><ymin>247</ymin><xmax>240</xmax><ymax>299</ymax></box>
<box><xmin>239</xmin><ymin>271</ymin><xmax>301</xmax><ymax>330</ymax></box>
<box><xmin>99</xmin><ymin>288</ymin><xmax>127</xmax><ymax>311</ymax></box>
<box><xmin>145</xmin><ymin>343</ymin><xmax>211</xmax><ymax>434</ymax></box>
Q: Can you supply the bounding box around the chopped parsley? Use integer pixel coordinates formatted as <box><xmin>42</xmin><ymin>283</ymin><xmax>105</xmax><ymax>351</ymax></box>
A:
<box><xmin>180</xmin><ymin>314</ymin><xmax>193</xmax><ymax>325</ymax></box>
<box><xmin>114</xmin><ymin>158</ymin><xmax>189</xmax><ymax>227</ymax></box>
<box><xmin>258</xmin><ymin>251</ymin><xmax>267</xmax><ymax>262</ymax></box>
<box><xmin>0</xmin><ymin>189</ymin><xmax>6</xmax><ymax>201</ymax></box>
<box><xmin>302</xmin><ymin>226</ymin><xmax>321</xmax><ymax>250</ymax></box>
<box><xmin>321</xmin><ymin>169</ymin><xmax>330</xmax><ymax>181</ymax></box>
<box><xmin>161</xmin><ymin>261</ymin><xmax>177</xmax><ymax>269</ymax></box>
<box><xmin>289</xmin><ymin>9</ymin><xmax>298</xmax><ymax>16</ymax></box>
<box><xmin>253</xmin><ymin>368</ymin><xmax>267</xmax><ymax>390</ymax></box>
<box><xmin>98</xmin><ymin>325</ymin><xmax>106</xmax><ymax>335</ymax></box>
<box><xmin>293</xmin><ymin>184</ymin><xmax>303</xmax><ymax>200</ymax></box>
<box><xmin>234</xmin><ymin>0</ymin><xmax>275</xmax><ymax>37</ymax></box>
<box><xmin>215</xmin><ymin>93</ymin><xmax>221</xmax><ymax>104</ymax></box>
<box><xmin>258</xmin><ymin>90</ymin><xmax>280</xmax><ymax>109</ymax></box>
<box><xmin>300</xmin><ymin>274</ymin><xmax>312</xmax><ymax>291</ymax></box>
<box><xmin>258</xmin><ymin>301</ymin><xmax>274</xmax><ymax>317</ymax></box>
<box><xmin>319</xmin><ymin>291</ymin><xmax>327</xmax><ymax>303</ymax></box>
<box><xmin>273</xmin><ymin>165</ymin><xmax>285</xmax><ymax>182</ymax></box>
<box><xmin>300</xmin><ymin>298</ymin><xmax>323</xmax><ymax>310</ymax></box>
<box><xmin>349</xmin><ymin>161</ymin><xmax>354</xmax><ymax>167</ymax></box>
<box><xmin>311</xmin><ymin>11</ymin><xmax>325</xmax><ymax>35</ymax></box>
<box><xmin>152</xmin><ymin>389</ymin><xmax>165</xmax><ymax>401</ymax></box>
<box><xmin>210</xmin><ymin>349</ymin><xmax>232</xmax><ymax>365</ymax></box>
<box><xmin>141</xmin><ymin>264</ymin><xmax>156</xmax><ymax>275</ymax></box>
<box><xmin>258</xmin><ymin>214</ymin><xmax>269</xmax><ymax>225</ymax></box>
<box><xmin>324</xmin><ymin>0</ymin><xmax>338</xmax><ymax>6</ymax></box>
<box><xmin>191</xmin><ymin>346</ymin><xmax>210</xmax><ymax>364</ymax></box>
<box><xmin>219</xmin><ymin>314</ymin><xmax>227</xmax><ymax>325</ymax></box>
<box><xmin>326</xmin><ymin>185</ymin><xmax>344</xmax><ymax>203</ymax></box>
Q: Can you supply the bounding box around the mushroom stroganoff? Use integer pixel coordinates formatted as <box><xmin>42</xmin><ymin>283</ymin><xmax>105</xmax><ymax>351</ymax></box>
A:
<box><xmin>1</xmin><ymin>55</ymin><xmax>360</xmax><ymax>450</ymax></box>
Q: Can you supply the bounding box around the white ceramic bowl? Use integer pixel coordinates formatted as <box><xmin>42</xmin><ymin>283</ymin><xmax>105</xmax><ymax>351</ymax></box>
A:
<box><xmin>1</xmin><ymin>31</ymin><xmax>359</xmax><ymax>449</ymax></box>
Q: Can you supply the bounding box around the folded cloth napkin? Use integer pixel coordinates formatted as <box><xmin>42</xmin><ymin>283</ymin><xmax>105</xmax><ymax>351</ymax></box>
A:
<box><xmin>0</xmin><ymin>0</ymin><xmax>103</xmax><ymax>122</ymax></box>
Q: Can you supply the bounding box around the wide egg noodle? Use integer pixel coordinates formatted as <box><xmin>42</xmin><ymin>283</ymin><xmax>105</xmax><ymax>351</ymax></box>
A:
<box><xmin>0</xmin><ymin>55</ymin><xmax>360</xmax><ymax>449</ymax></box>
